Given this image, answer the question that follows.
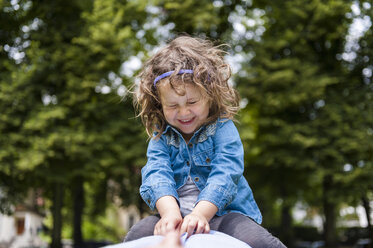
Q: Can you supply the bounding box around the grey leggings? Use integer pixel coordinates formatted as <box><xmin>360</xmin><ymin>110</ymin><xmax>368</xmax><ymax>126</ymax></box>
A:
<box><xmin>124</xmin><ymin>212</ymin><xmax>286</xmax><ymax>248</ymax></box>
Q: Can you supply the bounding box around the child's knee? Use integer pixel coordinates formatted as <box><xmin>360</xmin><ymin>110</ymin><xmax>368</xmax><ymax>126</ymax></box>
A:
<box><xmin>246</xmin><ymin>231</ymin><xmax>287</xmax><ymax>248</ymax></box>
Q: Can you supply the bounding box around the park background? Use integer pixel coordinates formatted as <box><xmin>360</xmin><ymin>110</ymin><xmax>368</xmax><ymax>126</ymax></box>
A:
<box><xmin>0</xmin><ymin>0</ymin><xmax>372</xmax><ymax>247</ymax></box>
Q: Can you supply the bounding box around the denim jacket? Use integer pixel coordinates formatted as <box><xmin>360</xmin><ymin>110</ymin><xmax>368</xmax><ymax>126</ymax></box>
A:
<box><xmin>140</xmin><ymin>119</ymin><xmax>262</xmax><ymax>224</ymax></box>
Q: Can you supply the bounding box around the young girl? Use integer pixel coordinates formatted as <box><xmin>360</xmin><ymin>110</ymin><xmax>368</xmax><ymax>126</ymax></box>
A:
<box><xmin>125</xmin><ymin>36</ymin><xmax>286</xmax><ymax>248</ymax></box>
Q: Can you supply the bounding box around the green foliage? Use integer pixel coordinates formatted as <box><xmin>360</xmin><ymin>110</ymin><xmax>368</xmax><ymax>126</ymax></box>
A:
<box><xmin>82</xmin><ymin>205</ymin><xmax>126</xmax><ymax>243</ymax></box>
<box><xmin>236</xmin><ymin>0</ymin><xmax>373</xmax><ymax>244</ymax></box>
<box><xmin>1</xmin><ymin>0</ymin><xmax>148</xmax><ymax>245</ymax></box>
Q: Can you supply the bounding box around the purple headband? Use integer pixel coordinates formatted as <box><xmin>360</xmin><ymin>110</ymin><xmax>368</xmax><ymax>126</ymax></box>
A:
<box><xmin>153</xmin><ymin>69</ymin><xmax>194</xmax><ymax>87</ymax></box>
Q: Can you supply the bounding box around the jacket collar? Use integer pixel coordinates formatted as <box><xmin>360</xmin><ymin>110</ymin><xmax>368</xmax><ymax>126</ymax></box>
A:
<box><xmin>163</xmin><ymin>119</ymin><xmax>218</xmax><ymax>148</ymax></box>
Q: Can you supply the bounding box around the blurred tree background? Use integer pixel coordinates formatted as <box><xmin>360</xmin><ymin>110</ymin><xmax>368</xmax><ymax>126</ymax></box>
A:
<box><xmin>0</xmin><ymin>0</ymin><xmax>372</xmax><ymax>248</ymax></box>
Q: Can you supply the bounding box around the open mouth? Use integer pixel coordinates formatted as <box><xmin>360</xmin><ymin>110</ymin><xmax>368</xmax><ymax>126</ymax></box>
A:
<box><xmin>178</xmin><ymin>117</ymin><xmax>195</xmax><ymax>125</ymax></box>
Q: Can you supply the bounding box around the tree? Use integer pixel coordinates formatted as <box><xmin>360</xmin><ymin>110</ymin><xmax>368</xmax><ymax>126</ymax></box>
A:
<box><xmin>0</xmin><ymin>0</ymin><xmax>36</xmax><ymax>214</ymax></box>
<box><xmin>1</xmin><ymin>0</ymin><xmax>149</xmax><ymax>247</ymax></box>
<box><xmin>336</xmin><ymin>1</ymin><xmax>373</xmax><ymax>239</ymax></box>
<box><xmin>235</xmin><ymin>1</ymin><xmax>362</xmax><ymax>247</ymax></box>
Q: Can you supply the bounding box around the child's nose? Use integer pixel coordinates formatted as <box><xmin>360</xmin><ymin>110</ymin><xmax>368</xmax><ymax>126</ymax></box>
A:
<box><xmin>178</xmin><ymin>106</ymin><xmax>190</xmax><ymax>116</ymax></box>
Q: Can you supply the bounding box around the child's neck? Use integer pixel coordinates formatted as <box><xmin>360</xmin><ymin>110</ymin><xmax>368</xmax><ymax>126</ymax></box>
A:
<box><xmin>182</xmin><ymin>133</ymin><xmax>193</xmax><ymax>144</ymax></box>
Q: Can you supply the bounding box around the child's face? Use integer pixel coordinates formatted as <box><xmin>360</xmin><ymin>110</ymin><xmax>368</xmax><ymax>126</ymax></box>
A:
<box><xmin>158</xmin><ymin>82</ymin><xmax>209</xmax><ymax>141</ymax></box>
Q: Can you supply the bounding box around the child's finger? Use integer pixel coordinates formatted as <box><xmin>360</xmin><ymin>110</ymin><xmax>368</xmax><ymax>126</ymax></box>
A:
<box><xmin>204</xmin><ymin>223</ymin><xmax>210</xmax><ymax>234</ymax></box>
<box><xmin>160</xmin><ymin>223</ymin><xmax>168</xmax><ymax>235</ymax></box>
<box><xmin>166</xmin><ymin>221</ymin><xmax>176</xmax><ymax>232</ymax></box>
<box><xmin>153</xmin><ymin>222</ymin><xmax>160</xmax><ymax>235</ymax></box>
<box><xmin>194</xmin><ymin>221</ymin><xmax>205</xmax><ymax>234</ymax></box>
<box><xmin>186</xmin><ymin>220</ymin><xmax>197</xmax><ymax>237</ymax></box>
<box><xmin>180</xmin><ymin>219</ymin><xmax>187</xmax><ymax>234</ymax></box>
<box><xmin>180</xmin><ymin>220</ymin><xmax>193</xmax><ymax>236</ymax></box>
<box><xmin>154</xmin><ymin>227</ymin><xmax>161</xmax><ymax>235</ymax></box>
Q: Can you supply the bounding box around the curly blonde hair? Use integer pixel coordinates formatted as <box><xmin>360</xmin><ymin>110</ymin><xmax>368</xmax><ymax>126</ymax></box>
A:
<box><xmin>133</xmin><ymin>36</ymin><xmax>240</xmax><ymax>138</ymax></box>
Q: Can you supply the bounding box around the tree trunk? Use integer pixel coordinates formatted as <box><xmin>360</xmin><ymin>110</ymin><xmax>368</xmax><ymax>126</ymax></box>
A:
<box><xmin>280</xmin><ymin>203</ymin><xmax>293</xmax><ymax>247</ymax></box>
<box><xmin>361</xmin><ymin>195</ymin><xmax>373</xmax><ymax>240</ymax></box>
<box><xmin>73</xmin><ymin>176</ymin><xmax>85</xmax><ymax>248</ymax></box>
<box><xmin>322</xmin><ymin>174</ymin><xmax>338</xmax><ymax>248</ymax></box>
<box><xmin>51</xmin><ymin>182</ymin><xmax>64</xmax><ymax>248</ymax></box>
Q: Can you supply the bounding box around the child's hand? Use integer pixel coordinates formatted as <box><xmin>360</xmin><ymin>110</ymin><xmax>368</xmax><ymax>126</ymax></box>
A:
<box><xmin>154</xmin><ymin>195</ymin><xmax>182</xmax><ymax>236</ymax></box>
<box><xmin>154</xmin><ymin>212</ymin><xmax>182</xmax><ymax>236</ymax></box>
<box><xmin>180</xmin><ymin>212</ymin><xmax>210</xmax><ymax>237</ymax></box>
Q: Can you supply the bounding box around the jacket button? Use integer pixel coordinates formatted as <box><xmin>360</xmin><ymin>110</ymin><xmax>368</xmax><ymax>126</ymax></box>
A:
<box><xmin>194</xmin><ymin>177</ymin><xmax>199</xmax><ymax>182</ymax></box>
<box><xmin>188</xmin><ymin>143</ymin><xmax>193</xmax><ymax>148</ymax></box>
<box><xmin>186</xmin><ymin>161</ymin><xmax>190</xmax><ymax>166</ymax></box>
<box><xmin>206</xmin><ymin>158</ymin><xmax>211</xmax><ymax>163</ymax></box>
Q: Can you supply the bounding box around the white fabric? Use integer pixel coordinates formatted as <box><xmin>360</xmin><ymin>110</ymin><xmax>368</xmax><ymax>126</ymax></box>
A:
<box><xmin>103</xmin><ymin>231</ymin><xmax>251</xmax><ymax>248</ymax></box>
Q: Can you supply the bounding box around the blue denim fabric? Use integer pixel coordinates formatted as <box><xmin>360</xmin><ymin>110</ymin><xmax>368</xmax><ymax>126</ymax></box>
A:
<box><xmin>139</xmin><ymin>119</ymin><xmax>262</xmax><ymax>224</ymax></box>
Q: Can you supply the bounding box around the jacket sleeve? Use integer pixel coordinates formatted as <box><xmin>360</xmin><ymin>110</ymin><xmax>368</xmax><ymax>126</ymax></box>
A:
<box><xmin>139</xmin><ymin>136</ymin><xmax>179</xmax><ymax>210</ymax></box>
<box><xmin>196</xmin><ymin>120</ymin><xmax>244</xmax><ymax>213</ymax></box>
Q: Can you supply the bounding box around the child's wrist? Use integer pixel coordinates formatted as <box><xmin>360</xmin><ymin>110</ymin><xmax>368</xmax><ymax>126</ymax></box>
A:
<box><xmin>161</xmin><ymin>209</ymin><xmax>182</xmax><ymax>218</ymax></box>
<box><xmin>192</xmin><ymin>201</ymin><xmax>218</xmax><ymax>221</ymax></box>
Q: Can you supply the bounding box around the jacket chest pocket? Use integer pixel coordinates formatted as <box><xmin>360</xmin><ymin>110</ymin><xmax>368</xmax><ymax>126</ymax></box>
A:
<box><xmin>192</xmin><ymin>149</ymin><xmax>213</xmax><ymax>167</ymax></box>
